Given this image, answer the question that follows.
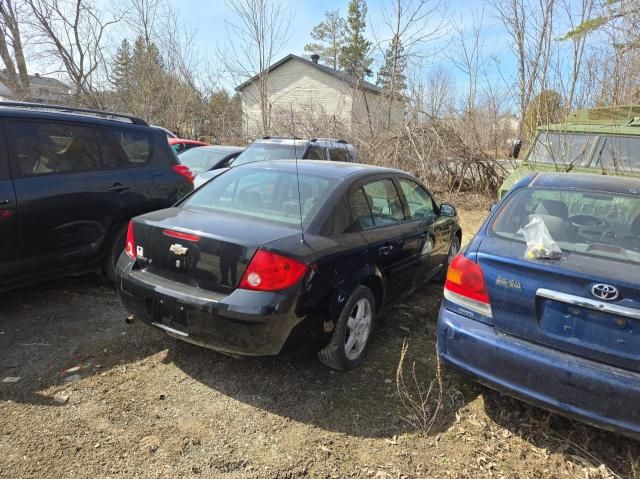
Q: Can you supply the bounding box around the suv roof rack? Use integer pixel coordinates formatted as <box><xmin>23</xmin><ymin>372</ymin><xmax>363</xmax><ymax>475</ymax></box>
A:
<box><xmin>260</xmin><ymin>136</ymin><xmax>303</xmax><ymax>140</ymax></box>
<box><xmin>310</xmin><ymin>138</ymin><xmax>347</xmax><ymax>144</ymax></box>
<box><xmin>0</xmin><ymin>101</ymin><xmax>148</xmax><ymax>126</ymax></box>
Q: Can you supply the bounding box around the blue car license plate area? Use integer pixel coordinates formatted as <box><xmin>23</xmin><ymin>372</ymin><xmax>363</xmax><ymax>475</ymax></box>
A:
<box><xmin>537</xmin><ymin>298</ymin><xmax>638</xmax><ymax>360</ymax></box>
<box><xmin>153</xmin><ymin>299</ymin><xmax>188</xmax><ymax>333</ymax></box>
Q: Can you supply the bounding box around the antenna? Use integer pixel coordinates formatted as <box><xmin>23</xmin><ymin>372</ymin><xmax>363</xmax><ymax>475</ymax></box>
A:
<box><xmin>293</xmin><ymin>140</ymin><xmax>306</xmax><ymax>244</ymax></box>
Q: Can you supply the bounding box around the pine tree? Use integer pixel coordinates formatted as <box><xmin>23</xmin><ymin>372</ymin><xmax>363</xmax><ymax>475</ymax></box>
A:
<box><xmin>339</xmin><ymin>0</ymin><xmax>372</xmax><ymax>77</ymax></box>
<box><xmin>303</xmin><ymin>10</ymin><xmax>346</xmax><ymax>70</ymax></box>
<box><xmin>113</xmin><ymin>39</ymin><xmax>133</xmax><ymax>94</ymax></box>
<box><xmin>376</xmin><ymin>34</ymin><xmax>407</xmax><ymax>94</ymax></box>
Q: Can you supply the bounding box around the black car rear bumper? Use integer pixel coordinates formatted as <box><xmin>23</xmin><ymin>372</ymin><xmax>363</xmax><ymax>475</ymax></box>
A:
<box><xmin>116</xmin><ymin>255</ymin><xmax>305</xmax><ymax>356</ymax></box>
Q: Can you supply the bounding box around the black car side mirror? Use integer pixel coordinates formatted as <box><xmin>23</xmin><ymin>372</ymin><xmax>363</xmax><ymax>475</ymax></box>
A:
<box><xmin>440</xmin><ymin>203</ymin><xmax>456</xmax><ymax>217</ymax></box>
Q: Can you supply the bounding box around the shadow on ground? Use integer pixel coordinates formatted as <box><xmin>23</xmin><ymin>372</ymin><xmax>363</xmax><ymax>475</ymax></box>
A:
<box><xmin>0</xmin><ymin>274</ymin><xmax>170</xmax><ymax>405</ymax></box>
<box><xmin>2</xmin><ymin>276</ymin><xmax>638</xmax><ymax>476</ymax></box>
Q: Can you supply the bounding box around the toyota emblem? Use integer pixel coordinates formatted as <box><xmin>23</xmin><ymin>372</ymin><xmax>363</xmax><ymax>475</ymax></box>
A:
<box><xmin>591</xmin><ymin>284</ymin><xmax>619</xmax><ymax>301</ymax></box>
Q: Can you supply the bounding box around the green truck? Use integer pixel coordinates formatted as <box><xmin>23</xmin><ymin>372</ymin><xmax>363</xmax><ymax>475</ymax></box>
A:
<box><xmin>499</xmin><ymin>105</ymin><xmax>640</xmax><ymax>198</ymax></box>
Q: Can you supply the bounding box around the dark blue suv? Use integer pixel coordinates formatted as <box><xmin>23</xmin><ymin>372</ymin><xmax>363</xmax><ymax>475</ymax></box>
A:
<box><xmin>0</xmin><ymin>102</ymin><xmax>193</xmax><ymax>291</ymax></box>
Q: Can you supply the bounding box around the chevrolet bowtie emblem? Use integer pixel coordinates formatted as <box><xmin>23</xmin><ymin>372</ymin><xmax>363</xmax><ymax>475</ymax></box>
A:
<box><xmin>169</xmin><ymin>243</ymin><xmax>189</xmax><ymax>256</ymax></box>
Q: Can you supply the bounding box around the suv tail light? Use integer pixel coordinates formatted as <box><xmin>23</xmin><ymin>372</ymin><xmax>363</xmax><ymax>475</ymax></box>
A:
<box><xmin>444</xmin><ymin>255</ymin><xmax>492</xmax><ymax>318</ymax></box>
<box><xmin>239</xmin><ymin>249</ymin><xmax>308</xmax><ymax>292</ymax></box>
<box><xmin>173</xmin><ymin>164</ymin><xmax>194</xmax><ymax>183</ymax></box>
<box><xmin>125</xmin><ymin>221</ymin><xmax>136</xmax><ymax>260</ymax></box>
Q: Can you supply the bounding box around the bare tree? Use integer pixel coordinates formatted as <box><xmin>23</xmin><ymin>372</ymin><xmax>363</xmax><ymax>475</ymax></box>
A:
<box><xmin>26</xmin><ymin>0</ymin><xmax>119</xmax><ymax>106</ymax></box>
<box><xmin>490</xmin><ymin>0</ymin><xmax>556</xmax><ymax>137</ymax></box>
<box><xmin>377</xmin><ymin>0</ymin><xmax>448</xmax><ymax>128</ymax></box>
<box><xmin>0</xmin><ymin>0</ymin><xmax>30</xmax><ymax>99</ymax></box>
<box><xmin>221</xmin><ymin>0</ymin><xmax>292</xmax><ymax>136</ymax></box>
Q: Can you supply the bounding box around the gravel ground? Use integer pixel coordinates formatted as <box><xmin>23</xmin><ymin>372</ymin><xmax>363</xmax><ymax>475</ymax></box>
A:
<box><xmin>1</xmin><ymin>202</ymin><xmax>639</xmax><ymax>479</ymax></box>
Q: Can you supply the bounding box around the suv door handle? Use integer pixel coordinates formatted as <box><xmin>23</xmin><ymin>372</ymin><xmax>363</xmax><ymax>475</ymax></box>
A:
<box><xmin>0</xmin><ymin>199</ymin><xmax>11</xmax><ymax>206</ymax></box>
<box><xmin>378</xmin><ymin>245</ymin><xmax>394</xmax><ymax>255</ymax></box>
<box><xmin>108</xmin><ymin>183</ymin><xmax>129</xmax><ymax>192</ymax></box>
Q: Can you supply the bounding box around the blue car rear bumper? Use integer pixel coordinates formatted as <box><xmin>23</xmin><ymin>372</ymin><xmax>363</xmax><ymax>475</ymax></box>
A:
<box><xmin>437</xmin><ymin>307</ymin><xmax>640</xmax><ymax>439</ymax></box>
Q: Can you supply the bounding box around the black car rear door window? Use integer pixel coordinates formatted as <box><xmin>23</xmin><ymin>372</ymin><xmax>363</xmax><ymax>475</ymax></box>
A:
<box><xmin>13</xmin><ymin>121</ymin><xmax>102</xmax><ymax>175</ymax></box>
<box><xmin>398</xmin><ymin>179</ymin><xmax>436</xmax><ymax>220</ymax></box>
<box><xmin>362</xmin><ymin>179</ymin><xmax>405</xmax><ymax>226</ymax></box>
<box><xmin>347</xmin><ymin>187</ymin><xmax>375</xmax><ymax>231</ymax></box>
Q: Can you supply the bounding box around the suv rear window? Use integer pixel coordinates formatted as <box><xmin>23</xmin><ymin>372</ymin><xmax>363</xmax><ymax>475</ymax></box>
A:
<box><xmin>13</xmin><ymin>121</ymin><xmax>102</xmax><ymax>175</ymax></box>
<box><xmin>492</xmin><ymin>187</ymin><xmax>640</xmax><ymax>265</ymax></box>
<box><xmin>108</xmin><ymin>128</ymin><xmax>152</xmax><ymax>165</ymax></box>
<box><xmin>184</xmin><ymin>167</ymin><xmax>334</xmax><ymax>226</ymax></box>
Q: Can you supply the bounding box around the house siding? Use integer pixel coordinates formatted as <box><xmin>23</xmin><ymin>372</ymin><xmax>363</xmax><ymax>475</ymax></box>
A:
<box><xmin>241</xmin><ymin>59</ymin><xmax>354</xmax><ymax>137</ymax></box>
<box><xmin>351</xmin><ymin>90</ymin><xmax>405</xmax><ymax>132</ymax></box>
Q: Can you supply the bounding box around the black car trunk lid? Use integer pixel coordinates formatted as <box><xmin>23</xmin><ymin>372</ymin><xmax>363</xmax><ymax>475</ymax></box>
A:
<box><xmin>132</xmin><ymin>207</ymin><xmax>299</xmax><ymax>294</ymax></box>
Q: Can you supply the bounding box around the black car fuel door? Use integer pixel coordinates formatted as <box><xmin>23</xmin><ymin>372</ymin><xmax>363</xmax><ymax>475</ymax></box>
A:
<box><xmin>0</xmin><ymin>122</ymin><xmax>20</xmax><ymax>282</ymax></box>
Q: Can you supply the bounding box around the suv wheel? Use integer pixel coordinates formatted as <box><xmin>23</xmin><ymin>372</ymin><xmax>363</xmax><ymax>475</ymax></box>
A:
<box><xmin>317</xmin><ymin>285</ymin><xmax>376</xmax><ymax>370</ymax></box>
<box><xmin>103</xmin><ymin>222</ymin><xmax>128</xmax><ymax>282</ymax></box>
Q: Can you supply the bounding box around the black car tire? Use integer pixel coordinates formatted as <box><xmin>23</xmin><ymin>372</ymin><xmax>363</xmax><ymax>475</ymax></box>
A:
<box><xmin>317</xmin><ymin>285</ymin><xmax>376</xmax><ymax>371</ymax></box>
<box><xmin>103</xmin><ymin>222</ymin><xmax>128</xmax><ymax>282</ymax></box>
<box><xmin>436</xmin><ymin>235</ymin><xmax>460</xmax><ymax>283</ymax></box>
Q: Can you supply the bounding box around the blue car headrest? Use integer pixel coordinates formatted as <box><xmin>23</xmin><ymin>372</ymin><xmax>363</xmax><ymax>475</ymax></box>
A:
<box><xmin>535</xmin><ymin>200</ymin><xmax>569</xmax><ymax>219</ymax></box>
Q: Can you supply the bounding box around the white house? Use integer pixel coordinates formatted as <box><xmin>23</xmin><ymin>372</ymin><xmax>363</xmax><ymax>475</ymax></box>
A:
<box><xmin>236</xmin><ymin>53</ymin><xmax>405</xmax><ymax>137</ymax></box>
<box><xmin>0</xmin><ymin>71</ymin><xmax>71</xmax><ymax>104</ymax></box>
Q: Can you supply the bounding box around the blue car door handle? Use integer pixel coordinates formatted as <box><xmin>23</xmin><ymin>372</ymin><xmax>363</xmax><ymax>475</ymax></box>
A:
<box><xmin>0</xmin><ymin>199</ymin><xmax>11</xmax><ymax>205</ymax></box>
<box><xmin>378</xmin><ymin>245</ymin><xmax>394</xmax><ymax>255</ymax></box>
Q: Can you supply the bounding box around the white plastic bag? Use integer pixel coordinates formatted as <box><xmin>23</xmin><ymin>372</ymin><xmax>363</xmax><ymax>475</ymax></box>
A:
<box><xmin>518</xmin><ymin>216</ymin><xmax>563</xmax><ymax>260</ymax></box>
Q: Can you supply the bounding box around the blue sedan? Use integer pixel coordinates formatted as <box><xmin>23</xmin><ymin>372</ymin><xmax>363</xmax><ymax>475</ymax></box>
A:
<box><xmin>437</xmin><ymin>172</ymin><xmax>640</xmax><ymax>438</ymax></box>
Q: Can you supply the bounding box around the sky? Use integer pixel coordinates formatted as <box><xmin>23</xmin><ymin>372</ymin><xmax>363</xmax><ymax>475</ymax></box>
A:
<box><xmin>171</xmin><ymin>0</ymin><xmax>516</xmax><ymax>90</ymax></box>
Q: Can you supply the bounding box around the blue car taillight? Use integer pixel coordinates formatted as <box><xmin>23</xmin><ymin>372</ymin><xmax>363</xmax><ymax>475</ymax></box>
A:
<box><xmin>444</xmin><ymin>255</ymin><xmax>493</xmax><ymax>321</ymax></box>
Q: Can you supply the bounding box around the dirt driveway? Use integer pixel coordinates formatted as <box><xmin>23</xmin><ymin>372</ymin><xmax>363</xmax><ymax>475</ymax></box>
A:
<box><xmin>1</xmin><ymin>201</ymin><xmax>638</xmax><ymax>479</ymax></box>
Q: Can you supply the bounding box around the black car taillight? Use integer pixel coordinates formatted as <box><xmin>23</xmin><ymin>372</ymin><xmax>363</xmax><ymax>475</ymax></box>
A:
<box><xmin>125</xmin><ymin>221</ymin><xmax>136</xmax><ymax>260</ymax></box>
<box><xmin>238</xmin><ymin>249</ymin><xmax>308</xmax><ymax>292</ymax></box>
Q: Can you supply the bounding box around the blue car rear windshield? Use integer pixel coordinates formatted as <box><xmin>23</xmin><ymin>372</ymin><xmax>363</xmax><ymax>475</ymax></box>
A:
<box><xmin>183</xmin><ymin>167</ymin><xmax>334</xmax><ymax>225</ymax></box>
<box><xmin>492</xmin><ymin>187</ymin><xmax>640</xmax><ymax>265</ymax></box>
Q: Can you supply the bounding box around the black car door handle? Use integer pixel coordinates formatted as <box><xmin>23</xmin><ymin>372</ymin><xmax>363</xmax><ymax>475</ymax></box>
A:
<box><xmin>108</xmin><ymin>183</ymin><xmax>129</xmax><ymax>192</ymax></box>
<box><xmin>378</xmin><ymin>245</ymin><xmax>394</xmax><ymax>255</ymax></box>
<box><xmin>0</xmin><ymin>199</ymin><xmax>11</xmax><ymax>206</ymax></box>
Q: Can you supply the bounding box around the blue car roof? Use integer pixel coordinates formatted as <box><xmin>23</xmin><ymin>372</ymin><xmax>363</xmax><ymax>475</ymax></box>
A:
<box><xmin>528</xmin><ymin>173</ymin><xmax>640</xmax><ymax>195</ymax></box>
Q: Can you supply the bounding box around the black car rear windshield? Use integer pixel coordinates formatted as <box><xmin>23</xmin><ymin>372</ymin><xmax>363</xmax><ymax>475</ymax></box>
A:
<box><xmin>183</xmin><ymin>167</ymin><xmax>334</xmax><ymax>225</ymax></box>
<box><xmin>492</xmin><ymin>187</ymin><xmax>640</xmax><ymax>265</ymax></box>
<box><xmin>232</xmin><ymin>143</ymin><xmax>302</xmax><ymax>166</ymax></box>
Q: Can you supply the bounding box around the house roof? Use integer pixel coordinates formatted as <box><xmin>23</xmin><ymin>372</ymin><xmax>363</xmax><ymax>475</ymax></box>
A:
<box><xmin>0</xmin><ymin>70</ymin><xmax>70</xmax><ymax>92</ymax></box>
<box><xmin>235</xmin><ymin>53</ymin><xmax>383</xmax><ymax>95</ymax></box>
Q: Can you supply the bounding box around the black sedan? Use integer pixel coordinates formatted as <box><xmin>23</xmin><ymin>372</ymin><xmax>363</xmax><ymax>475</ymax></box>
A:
<box><xmin>116</xmin><ymin>161</ymin><xmax>461</xmax><ymax>370</ymax></box>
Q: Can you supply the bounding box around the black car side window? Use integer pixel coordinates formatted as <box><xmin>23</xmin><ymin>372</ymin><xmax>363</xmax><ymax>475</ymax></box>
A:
<box><xmin>107</xmin><ymin>127</ymin><xmax>153</xmax><ymax>166</ymax></box>
<box><xmin>398</xmin><ymin>179</ymin><xmax>436</xmax><ymax>220</ymax></box>
<box><xmin>13</xmin><ymin>121</ymin><xmax>101</xmax><ymax>176</ymax></box>
<box><xmin>347</xmin><ymin>187</ymin><xmax>375</xmax><ymax>232</ymax></box>
<box><xmin>362</xmin><ymin>179</ymin><xmax>405</xmax><ymax>226</ymax></box>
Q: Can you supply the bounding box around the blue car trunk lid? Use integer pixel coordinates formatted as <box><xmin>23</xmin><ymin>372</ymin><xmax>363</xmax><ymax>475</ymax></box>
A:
<box><xmin>477</xmin><ymin>236</ymin><xmax>640</xmax><ymax>373</ymax></box>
